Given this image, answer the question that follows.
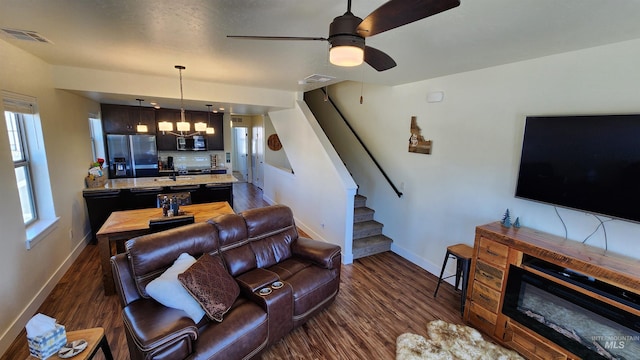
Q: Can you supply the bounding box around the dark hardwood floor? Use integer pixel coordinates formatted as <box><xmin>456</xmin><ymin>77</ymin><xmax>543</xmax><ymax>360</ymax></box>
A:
<box><xmin>2</xmin><ymin>183</ymin><xmax>465</xmax><ymax>360</ymax></box>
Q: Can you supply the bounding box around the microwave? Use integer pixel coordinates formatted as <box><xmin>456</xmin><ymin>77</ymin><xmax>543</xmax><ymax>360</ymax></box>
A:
<box><xmin>177</xmin><ymin>136</ymin><xmax>206</xmax><ymax>151</ymax></box>
<box><xmin>193</xmin><ymin>136</ymin><xmax>206</xmax><ymax>150</ymax></box>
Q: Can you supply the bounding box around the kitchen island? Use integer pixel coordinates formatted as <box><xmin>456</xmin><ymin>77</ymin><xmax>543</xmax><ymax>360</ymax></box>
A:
<box><xmin>83</xmin><ymin>173</ymin><xmax>237</xmax><ymax>191</ymax></box>
<box><xmin>83</xmin><ymin>174</ymin><xmax>237</xmax><ymax>241</ymax></box>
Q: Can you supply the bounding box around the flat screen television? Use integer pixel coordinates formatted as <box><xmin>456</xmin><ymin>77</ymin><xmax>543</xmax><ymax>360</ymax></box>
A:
<box><xmin>515</xmin><ymin>114</ymin><xmax>640</xmax><ymax>223</ymax></box>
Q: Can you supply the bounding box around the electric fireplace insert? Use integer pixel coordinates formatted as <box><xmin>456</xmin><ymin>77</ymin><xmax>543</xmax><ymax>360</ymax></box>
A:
<box><xmin>503</xmin><ymin>264</ymin><xmax>640</xmax><ymax>359</ymax></box>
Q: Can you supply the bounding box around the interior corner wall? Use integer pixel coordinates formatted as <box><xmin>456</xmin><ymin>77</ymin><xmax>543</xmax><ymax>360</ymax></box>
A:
<box><xmin>327</xmin><ymin>38</ymin><xmax>640</xmax><ymax>276</ymax></box>
<box><xmin>263</xmin><ymin>114</ymin><xmax>292</xmax><ymax>171</ymax></box>
<box><xmin>265</xmin><ymin>101</ymin><xmax>357</xmax><ymax>263</ymax></box>
<box><xmin>0</xmin><ymin>39</ymin><xmax>99</xmax><ymax>355</ymax></box>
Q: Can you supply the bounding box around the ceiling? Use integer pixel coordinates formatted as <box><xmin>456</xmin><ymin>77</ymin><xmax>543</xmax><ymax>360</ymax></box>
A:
<box><xmin>2</xmin><ymin>0</ymin><xmax>640</xmax><ymax>114</ymax></box>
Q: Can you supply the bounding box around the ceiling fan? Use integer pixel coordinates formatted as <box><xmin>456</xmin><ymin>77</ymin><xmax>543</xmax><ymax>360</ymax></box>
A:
<box><xmin>227</xmin><ymin>0</ymin><xmax>460</xmax><ymax>72</ymax></box>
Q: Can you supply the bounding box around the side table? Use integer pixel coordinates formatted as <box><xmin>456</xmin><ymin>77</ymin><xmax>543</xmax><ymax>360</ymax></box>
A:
<box><xmin>54</xmin><ymin>327</ymin><xmax>113</xmax><ymax>360</ymax></box>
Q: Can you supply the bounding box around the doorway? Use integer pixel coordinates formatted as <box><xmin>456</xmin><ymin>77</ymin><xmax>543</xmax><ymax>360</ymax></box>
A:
<box><xmin>233</xmin><ymin>127</ymin><xmax>248</xmax><ymax>182</ymax></box>
<box><xmin>251</xmin><ymin>120</ymin><xmax>264</xmax><ymax>189</ymax></box>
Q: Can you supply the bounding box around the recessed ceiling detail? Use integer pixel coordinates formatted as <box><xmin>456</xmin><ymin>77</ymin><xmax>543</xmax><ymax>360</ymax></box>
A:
<box><xmin>1</xmin><ymin>28</ymin><xmax>53</xmax><ymax>44</ymax></box>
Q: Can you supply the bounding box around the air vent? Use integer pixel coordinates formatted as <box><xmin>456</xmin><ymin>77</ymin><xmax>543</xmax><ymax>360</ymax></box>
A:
<box><xmin>1</xmin><ymin>28</ymin><xmax>53</xmax><ymax>44</ymax></box>
<box><xmin>231</xmin><ymin>117</ymin><xmax>243</xmax><ymax>123</ymax></box>
<box><xmin>298</xmin><ymin>74</ymin><xmax>336</xmax><ymax>85</ymax></box>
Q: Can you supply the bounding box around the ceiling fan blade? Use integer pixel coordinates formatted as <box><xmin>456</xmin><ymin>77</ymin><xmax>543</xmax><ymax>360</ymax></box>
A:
<box><xmin>357</xmin><ymin>0</ymin><xmax>460</xmax><ymax>38</ymax></box>
<box><xmin>227</xmin><ymin>35</ymin><xmax>327</xmax><ymax>41</ymax></box>
<box><xmin>364</xmin><ymin>46</ymin><xmax>396</xmax><ymax>71</ymax></box>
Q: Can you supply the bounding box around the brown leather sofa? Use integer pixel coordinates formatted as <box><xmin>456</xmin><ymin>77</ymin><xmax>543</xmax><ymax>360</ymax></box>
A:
<box><xmin>110</xmin><ymin>205</ymin><xmax>341</xmax><ymax>360</ymax></box>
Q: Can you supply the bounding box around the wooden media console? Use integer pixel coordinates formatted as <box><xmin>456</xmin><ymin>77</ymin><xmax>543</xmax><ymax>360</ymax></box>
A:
<box><xmin>464</xmin><ymin>222</ymin><xmax>640</xmax><ymax>359</ymax></box>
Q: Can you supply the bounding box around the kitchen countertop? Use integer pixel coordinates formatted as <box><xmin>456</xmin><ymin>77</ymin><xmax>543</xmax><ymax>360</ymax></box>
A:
<box><xmin>159</xmin><ymin>167</ymin><xmax>228</xmax><ymax>175</ymax></box>
<box><xmin>83</xmin><ymin>174</ymin><xmax>238</xmax><ymax>192</ymax></box>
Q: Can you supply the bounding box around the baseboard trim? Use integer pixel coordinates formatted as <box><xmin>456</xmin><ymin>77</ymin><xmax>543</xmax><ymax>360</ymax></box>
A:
<box><xmin>262</xmin><ymin>194</ymin><xmax>276</xmax><ymax>206</ymax></box>
<box><xmin>391</xmin><ymin>243</ymin><xmax>456</xmax><ymax>286</ymax></box>
<box><xmin>0</xmin><ymin>234</ymin><xmax>89</xmax><ymax>356</ymax></box>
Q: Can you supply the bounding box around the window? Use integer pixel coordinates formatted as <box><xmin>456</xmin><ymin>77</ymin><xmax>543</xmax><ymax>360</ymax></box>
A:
<box><xmin>89</xmin><ymin>116</ymin><xmax>105</xmax><ymax>162</ymax></box>
<box><xmin>5</xmin><ymin>111</ymin><xmax>37</xmax><ymax>224</ymax></box>
<box><xmin>3</xmin><ymin>91</ymin><xmax>58</xmax><ymax>249</ymax></box>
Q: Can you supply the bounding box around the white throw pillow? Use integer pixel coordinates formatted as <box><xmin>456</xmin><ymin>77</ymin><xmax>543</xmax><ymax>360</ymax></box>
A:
<box><xmin>145</xmin><ymin>253</ymin><xmax>205</xmax><ymax>323</ymax></box>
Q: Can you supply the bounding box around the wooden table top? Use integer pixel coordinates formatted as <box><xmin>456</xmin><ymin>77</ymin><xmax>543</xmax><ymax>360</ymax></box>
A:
<box><xmin>55</xmin><ymin>327</ymin><xmax>104</xmax><ymax>360</ymax></box>
<box><xmin>97</xmin><ymin>201</ymin><xmax>234</xmax><ymax>236</ymax></box>
<box><xmin>25</xmin><ymin>328</ymin><xmax>106</xmax><ymax>360</ymax></box>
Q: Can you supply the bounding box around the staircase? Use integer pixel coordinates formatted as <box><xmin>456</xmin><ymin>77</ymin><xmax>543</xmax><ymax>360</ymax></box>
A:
<box><xmin>352</xmin><ymin>194</ymin><xmax>393</xmax><ymax>259</ymax></box>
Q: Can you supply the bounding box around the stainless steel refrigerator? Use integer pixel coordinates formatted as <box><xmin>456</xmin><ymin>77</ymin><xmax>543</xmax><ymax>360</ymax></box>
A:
<box><xmin>106</xmin><ymin>134</ymin><xmax>158</xmax><ymax>178</ymax></box>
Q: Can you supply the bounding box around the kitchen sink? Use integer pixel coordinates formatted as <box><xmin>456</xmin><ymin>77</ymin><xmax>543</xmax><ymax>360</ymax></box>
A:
<box><xmin>154</xmin><ymin>176</ymin><xmax>193</xmax><ymax>182</ymax></box>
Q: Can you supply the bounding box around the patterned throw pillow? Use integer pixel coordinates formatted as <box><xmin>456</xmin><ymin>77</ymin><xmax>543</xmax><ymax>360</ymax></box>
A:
<box><xmin>178</xmin><ymin>253</ymin><xmax>240</xmax><ymax>322</ymax></box>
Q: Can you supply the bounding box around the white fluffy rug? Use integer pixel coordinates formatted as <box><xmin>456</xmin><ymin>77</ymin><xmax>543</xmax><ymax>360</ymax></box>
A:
<box><xmin>396</xmin><ymin>320</ymin><xmax>524</xmax><ymax>360</ymax></box>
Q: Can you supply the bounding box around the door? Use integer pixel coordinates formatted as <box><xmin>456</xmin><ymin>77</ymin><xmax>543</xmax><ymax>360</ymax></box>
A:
<box><xmin>233</xmin><ymin>127</ymin><xmax>248</xmax><ymax>182</ymax></box>
<box><xmin>251</xmin><ymin>122</ymin><xmax>264</xmax><ymax>189</ymax></box>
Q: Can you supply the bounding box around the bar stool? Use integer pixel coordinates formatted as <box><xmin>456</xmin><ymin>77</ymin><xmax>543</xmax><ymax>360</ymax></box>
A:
<box><xmin>433</xmin><ymin>243</ymin><xmax>474</xmax><ymax>315</ymax></box>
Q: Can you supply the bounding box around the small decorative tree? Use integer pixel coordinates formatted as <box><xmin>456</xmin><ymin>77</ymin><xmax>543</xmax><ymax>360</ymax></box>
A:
<box><xmin>514</xmin><ymin>217</ymin><xmax>521</xmax><ymax>228</ymax></box>
<box><xmin>501</xmin><ymin>209</ymin><xmax>512</xmax><ymax>228</ymax></box>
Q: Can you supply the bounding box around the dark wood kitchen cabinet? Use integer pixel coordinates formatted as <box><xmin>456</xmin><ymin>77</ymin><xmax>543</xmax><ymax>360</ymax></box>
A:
<box><xmin>156</xmin><ymin>109</ymin><xmax>182</xmax><ymax>150</ymax></box>
<box><xmin>187</xmin><ymin>110</ymin><xmax>225</xmax><ymax>150</ymax></box>
<box><xmin>156</xmin><ymin>132</ymin><xmax>177</xmax><ymax>151</ymax></box>
<box><xmin>101</xmin><ymin>103</ymin><xmax>156</xmax><ymax>134</ymax></box>
<box><xmin>82</xmin><ymin>189</ymin><xmax>122</xmax><ymax>242</ymax></box>
<box><xmin>191</xmin><ymin>183</ymin><xmax>233</xmax><ymax>207</ymax></box>
<box><xmin>155</xmin><ymin>109</ymin><xmax>224</xmax><ymax>150</ymax></box>
<box><xmin>206</xmin><ymin>112</ymin><xmax>224</xmax><ymax>150</ymax></box>
<box><xmin>83</xmin><ymin>182</ymin><xmax>234</xmax><ymax>241</ymax></box>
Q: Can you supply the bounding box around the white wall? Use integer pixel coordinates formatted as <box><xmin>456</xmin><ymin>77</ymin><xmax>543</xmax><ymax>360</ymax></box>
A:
<box><xmin>264</xmin><ymin>114</ymin><xmax>292</xmax><ymax>171</ymax></box>
<box><xmin>52</xmin><ymin>66</ymin><xmax>294</xmax><ymax>112</ymax></box>
<box><xmin>265</xmin><ymin>101</ymin><xmax>358</xmax><ymax>262</ymax></box>
<box><xmin>328</xmin><ymin>38</ymin><xmax>640</xmax><ymax>276</ymax></box>
<box><xmin>0</xmin><ymin>39</ymin><xmax>99</xmax><ymax>354</ymax></box>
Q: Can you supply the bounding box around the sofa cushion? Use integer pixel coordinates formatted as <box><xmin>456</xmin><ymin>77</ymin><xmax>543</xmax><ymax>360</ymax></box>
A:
<box><xmin>179</xmin><ymin>253</ymin><xmax>240</xmax><ymax>322</ymax></box>
<box><xmin>285</xmin><ymin>266</ymin><xmax>340</xmax><ymax>324</ymax></box>
<box><xmin>243</xmin><ymin>205</ymin><xmax>298</xmax><ymax>268</ymax></box>
<box><xmin>191</xmin><ymin>298</ymin><xmax>268</xmax><ymax>360</ymax></box>
<box><xmin>122</xmin><ymin>299</ymin><xmax>198</xmax><ymax>354</ymax></box>
<box><xmin>127</xmin><ymin>222</ymin><xmax>220</xmax><ymax>298</ymax></box>
<box><xmin>145</xmin><ymin>253</ymin><xmax>206</xmax><ymax>323</ymax></box>
<box><xmin>267</xmin><ymin>258</ymin><xmax>312</xmax><ymax>281</ymax></box>
<box><xmin>210</xmin><ymin>214</ymin><xmax>256</xmax><ymax>276</ymax></box>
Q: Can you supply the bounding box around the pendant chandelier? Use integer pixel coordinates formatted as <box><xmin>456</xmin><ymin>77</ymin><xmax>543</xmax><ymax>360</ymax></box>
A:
<box><xmin>205</xmin><ymin>104</ymin><xmax>215</xmax><ymax>134</ymax></box>
<box><xmin>158</xmin><ymin>65</ymin><xmax>206</xmax><ymax>137</ymax></box>
<box><xmin>135</xmin><ymin>98</ymin><xmax>148</xmax><ymax>132</ymax></box>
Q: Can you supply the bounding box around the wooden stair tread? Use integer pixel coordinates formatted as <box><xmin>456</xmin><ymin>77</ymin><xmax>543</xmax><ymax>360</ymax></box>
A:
<box><xmin>353</xmin><ymin>220</ymin><xmax>382</xmax><ymax>230</ymax></box>
<box><xmin>353</xmin><ymin>234</ymin><xmax>393</xmax><ymax>248</ymax></box>
<box><xmin>353</xmin><ymin>235</ymin><xmax>393</xmax><ymax>259</ymax></box>
<box><xmin>354</xmin><ymin>207</ymin><xmax>375</xmax><ymax>222</ymax></box>
<box><xmin>354</xmin><ymin>194</ymin><xmax>367</xmax><ymax>208</ymax></box>
<box><xmin>353</xmin><ymin>221</ymin><xmax>383</xmax><ymax>240</ymax></box>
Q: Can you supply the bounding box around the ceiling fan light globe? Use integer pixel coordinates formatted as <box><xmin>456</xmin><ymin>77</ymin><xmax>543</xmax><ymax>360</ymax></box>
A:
<box><xmin>330</xmin><ymin>45</ymin><xmax>364</xmax><ymax>67</ymax></box>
